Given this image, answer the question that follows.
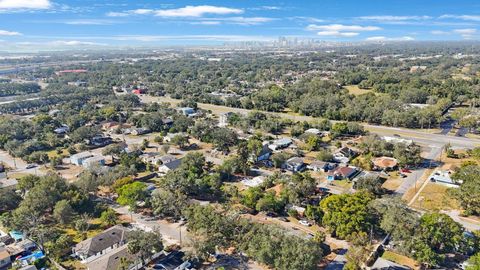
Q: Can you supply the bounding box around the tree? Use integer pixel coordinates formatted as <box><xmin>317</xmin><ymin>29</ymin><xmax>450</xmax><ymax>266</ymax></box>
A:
<box><xmin>449</xmin><ymin>165</ymin><xmax>480</xmax><ymax>215</ymax></box>
<box><xmin>100</xmin><ymin>208</ymin><xmax>118</xmax><ymax>227</ymax></box>
<box><xmin>116</xmin><ymin>182</ymin><xmax>148</xmax><ymax>210</ymax></box>
<box><xmin>247</xmin><ymin>137</ymin><xmax>263</xmax><ymax>161</ymax></box>
<box><xmin>271</xmin><ymin>152</ymin><xmax>289</xmax><ymax>168</ymax></box>
<box><xmin>316</xmin><ymin>149</ymin><xmax>333</xmax><ymax>161</ymax></box>
<box><xmin>102</xmin><ymin>143</ymin><xmax>125</xmax><ymax>163</ymax></box>
<box><xmin>305</xmin><ymin>135</ymin><xmax>322</xmax><ymax>151</ymax></box>
<box><xmin>75</xmin><ymin>214</ymin><xmax>90</xmax><ymax>239</ymax></box>
<box><xmin>320</xmin><ymin>191</ymin><xmax>374</xmax><ymax>239</ymax></box>
<box><xmin>45</xmin><ymin>234</ymin><xmax>73</xmax><ymax>260</ymax></box>
<box><xmin>0</xmin><ymin>189</ymin><xmax>21</xmax><ymax>212</ymax></box>
<box><xmin>466</xmin><ymin>252</ymin><xmax>480</xmax><ymax>270</ymax></box>
<box><xmin>242</xmin><ymin>187</ymin><xmax>264</xmax><ymax>209</ymax></box>
<box><xmin>255</xmin><ymin>191</ymin><xmax>284</xmax><ymax>213</ymax></box>
<box><xmin>171</xmin><ymin>134</ymin><xmax>188</xmax><ymax>149</ymax></box>
<box><xmin>127</xmin><ymin>230</ymin><xmax>164</xmax><ymax>264</ymax></box>
<box><xmin>354</xmin><ymin>176</ymin><xmax>385</xmax><ymax>196</ymax></box>
<box><xmin>304</xmin><ymin>205</ymin><xmax>323</xmax><ymax>224</ymax></box>
<box><xmin>53</xmin><ymin>200</ymin><xmax>75</xmax><ymax>224</ymax></box>
<box><xmin>151</xmin><ymin>188</ymin><xmax>188</xmax><ymax>219</ymax></box>
<box><xmin>416</xmin><ymin>212</ymin><xmax>465</xmax><ymax>254</ymax></box>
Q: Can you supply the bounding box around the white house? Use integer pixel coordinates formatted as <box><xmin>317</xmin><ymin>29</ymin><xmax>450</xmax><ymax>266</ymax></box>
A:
<box><xmin>70</xmin><ymin>152</ymin><xmax>94</xmax><ymax>166</ymax></box>
<box><xmin>82</xmin><ymin>156</ymin><xmax>106</xmax><ymax>169</ymax></box>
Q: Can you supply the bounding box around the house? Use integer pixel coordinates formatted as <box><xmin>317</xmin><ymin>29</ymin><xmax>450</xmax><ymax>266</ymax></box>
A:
<box><xmin>68</xmin><ymin>81</ymin><xmax>87</xmax><ymax>87</ymax></box>
<box><xmin>177</xmin><ymin>107</ymin><xmax>197</xmax><ymax>117</ymax></box>
<box><xmin>87</xmin><ymin>136</ymin><xmax>113</xmax><ymax>147</ymax></box>
<box><xmin>19</xmin><ymin>265</ymin><xmax>38</xmax><ymax>270</ymax></box>
<box><xmin>333</xmin><ymin>147</ymin><xmax>357</xmax><ymax>163</ymax></box>
<box><xmin>286</xmin><ymin>204</ymin><xmax>306</xmax><ymax>216</ymax></box>
<box><xmin>71</xmin><ymin>152</ymin><xmax>94</xmax><ymax>166</ymax></box>
<box><xmin>85</xmin><ymin>244</ymin><xmax>136</xmax><ymax>270</ymax></box>
<box><xmin>372</xmin><ymin>157</ymin><xmax>398</xmax><ymax>171</ymax></box>
<box><xmin>6</xmin><ymin>239</ymin><xmax>36</xmax><ymax>258</ymax></box>
<box><xmin>164</xmin><ymin>133</ymin><xmax>188</xmax><ymax>143</ymax></box>
<box><xmin>140</xmin><ymin>152</ymin><xmax>161</xmax><ymax>164</ymax></box>
<box><xmin>241</xmin><ymin>176</ymin><xmax>265</xmax><ymax>188</ymax></box>
<box><xmin>82</xmin><ymin>156</ymin><xmax>106</xmax><ymax>169</ymax></box>
<box><xmin>0</xmin><ymin>245</ymin><xmax>11</xmax><ymax>270</ymax></box>
<box><xmin>251</xmin><ymin>144</ymin><xmax>272</xmax><ymax>162</ymax></box>
<box><xmin>307</xmin><ymin>161</ymin><xmax>337</xmax><ymax>172</ymax></box>
<box><xmin>131</xmin><ymin>127</ymin><xmax>151</xmax><ymax>136</ymax></box>
<box><xmin>53</xmin><ymin>124</ymin><xmax>69</xmax><ymax>134</ymax></box>
<box><xmin>327</xmin><ymin>166</ymin><xmax>359</xmax><ymax>181</ymax></box>
<box><xmin>162</xmin><ymin>118</ymin><xmax>174</xmax><ymax>129</ymax></box>
<box><xmin>153</xmin><ymin>251</ymin><xmax>191</xmax><ymax>270</ymax></box>
<box><xmin>284</xmin><ymin>157</ymin><xmax>306</xmax><ymax>172</ymax></box>
<box><xmin>429</xmin><ymin>170</ymin><xmax>459</xmax><ymax>188</ymax></box>
<box><xmin>304</xmin><ymin>128</ymin><xmax>328</xmax><ymax>137</ymax></box>
<box><xmin>382</xmin><ymin>136</ymin><xmax>413</xmax><ymax>146</ymax></box>
<box><xmin>269</xmin><ymin>138</ymin><xmax>293</xmax><ymax>151</ymax></box>
<box><xmin>73</xmin><ymin>225</ymin><xmax>128</xmax><ymax>263</ymax></box>
<box><xmin>370</xmin><ymin>257</ymin><xmax>410</xmax><ymax>270</ymax></box>
<box><xmin>158</xmin><ymin>155</ymin><xmax>178</xmax><ymax>165</ymax></box>
<box><xmin>0</xmin><ymin>229</ymin><xmax>11</xmax><ymax>244</ymax></box>
<box><xmin>158</xmin><ymin>159</ymin><xmax>182</xmax><ymax>174</ymax></box>
<box><xmin>132</xmin><ymin>89</ymin><xmax>146</xmax><ymax>95</ymax></box>
<box><xmin>219</xmin><ymin>112</ymin><xmax>234</xmax><ymax>127</ymax></box>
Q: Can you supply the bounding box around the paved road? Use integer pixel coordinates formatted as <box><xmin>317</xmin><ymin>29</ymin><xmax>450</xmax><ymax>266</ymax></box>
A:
<box><xmin>395</xmin><ymin>145</ymin><xmax>443</xmax><ymax>194</ymax></box>
<box><xmin>0</xmin><ymin>150</ymin><xmax>45</xmax><ymax>176</ymax></box>
<box><xmin>140</xmin><ymin>95</ymin><xmax>480</xmax><ymax>149</ymax></box>
<box><xmin>112</xmin><ymin>205</ymin><xmax>189</xmax><ymax>246</ymax></box>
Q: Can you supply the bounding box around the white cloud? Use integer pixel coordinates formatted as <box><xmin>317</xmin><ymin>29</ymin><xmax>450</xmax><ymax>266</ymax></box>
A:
<box><xmin>132</xmin><ymin>9</ymin><xmax>154</xmax><ymax>15</ymax></box>
<box><xmin>155</xmin><ymin>5</ymin><xmax>243</xmax><ymax>17</ymax></box>
<box><xmin>0</xmin><ymin>0</ymin><xmax>51</xmax><ymax>9</ymax></box>
<box><xmin>440</xmin><ymin>14</ymin><xmax>480</xmax><ymax>21</ymax></box>
<box><xmin>64</xmin><ymin>19</ymin><xmax>116</xmax><ymax>25</ymax></box>
<box><xmin>112</xmin><ymin>34</ymin><xmax>274</xmax><ymax>42</ymax></box>
<box><xmin>358</xmin><ymin>15</ymin><xmax>431</xmax><ymax>21</ymax></box>
<box><xmin>431</xmin><ymin>30</ymin><xmax>450</xmax><ymax>35</ymax></box>
<box><xmin>106</xmin><ymin>11</ymin><xmax>129</xmax><ymax>17</ymax></box>
<box><xmin>217</xmin><ymin>16</ymin><xmax>274</xmax><ymax>25</ymax></box>
<box><xmin>0</xmin><ymin>29</ymin><xmax>21</xmax><ymax>36</ymax></box>
<box><xmin>190</xmin><ymin>21</ymin><xmax>221</xmax><ymax>25</ymax></box>
<box><xmin>454</xmin><ymin>28</ymin><xmax>477</xmax><ymax>39</ymax></box>
<box><xmin>317</xmin><ymin>31</ymin><xmax>359</xmax><ymax>37</ymax></box>
<box><xmin>365</xmin><ymin>36</ymin><xmax>414</xmax><ymax>41</ymax></box>
<box><xmin>50</xmin><ymin>40</ymin><xmax>105</xmax><ymax>46</ymax></box>
<box><xmin>453</xmin><ymin>28</ymin><xmax>477</xmax><ymax>34</ymax></box>
<box><xmin>307</xmin><ymin>24</ymin><xmax>381</xmax><ymax>32</ymax></box>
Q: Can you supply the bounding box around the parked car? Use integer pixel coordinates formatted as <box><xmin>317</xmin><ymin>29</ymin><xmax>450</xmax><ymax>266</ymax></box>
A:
<box><xmin>277</xmin><ymin>217</ymin><xmax>289</xmax><ymax>222</ymax></box>
<box><xmin>400</xmin><ymin>168</ymin><xmax>412</xmax><ymax>173</ymax></box>
<box><xmin>299</xmin><ymin>220</ymin><xmax>312</xmax><ymax>226</ymax></box>
<box><xmin>26</xmin><ymin>164</ymin><xmax>37</xmax><ymax>169</ymax></box>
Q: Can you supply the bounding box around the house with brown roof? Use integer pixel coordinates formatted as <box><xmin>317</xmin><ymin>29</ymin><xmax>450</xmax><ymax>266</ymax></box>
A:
<box><xmin>327</xmin><ymin>166</ymin><xmax>359</xmax><ymax>181</ymax></box>
<box><xmin>372</xmin><ymin>157</ymin><xmax>398</xmax><ymax>171</ymax></box>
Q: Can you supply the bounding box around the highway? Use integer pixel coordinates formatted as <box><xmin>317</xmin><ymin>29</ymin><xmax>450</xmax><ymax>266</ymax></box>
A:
<box><xmin>139</xmin><ymin>95</ymin><xmax>480</xmax><ymax>149</ymax></box>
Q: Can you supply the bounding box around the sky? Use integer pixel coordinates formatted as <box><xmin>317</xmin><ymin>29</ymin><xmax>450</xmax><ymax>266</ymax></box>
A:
<box><xmin>0</xmin><ymin>0</ymin><xmax>480</xmax><ymax>51</ymax></box>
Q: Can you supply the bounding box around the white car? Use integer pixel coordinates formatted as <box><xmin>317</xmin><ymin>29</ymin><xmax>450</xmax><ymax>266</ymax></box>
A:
<box><xmin>299</xmin><ymin>220</ymin><xmax>312</xmax><ymax>226</ymax></box>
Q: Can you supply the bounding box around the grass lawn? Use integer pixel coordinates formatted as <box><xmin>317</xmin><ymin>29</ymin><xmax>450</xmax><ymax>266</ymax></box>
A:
<box><xmin>343</xmin><ymin>85</ymin><xmax>373</xmax><ymax>96</ymax></box>
<box><xmin>382</xmin><ymin>171</ymin><xmax>402</xmax><ymax>191</ymax></box>
<box><xmin>331</xmin><ymin>179</ymin><xmax>353</xmax><ymax>190</ymax></box>
<box><xmin>410</xmin><ymin>183</ymin><xmax>460</xmax><ymax>211</ymax></box>
<box><xmin>46</xmin><ymin>148</ymin><xmax>69</xmax><ymax>159</ymax></box>
<box><xmin>382</xmin><ymin>250</ymin><xmax>419</xmax><ymax>269</ymax></box>
<box><xmin>63</xmin><ymin>218</ymin><xmax>105</xmax><ymax>243</ymax></box>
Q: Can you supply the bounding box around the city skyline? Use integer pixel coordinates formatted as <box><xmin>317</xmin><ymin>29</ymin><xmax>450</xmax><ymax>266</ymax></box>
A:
<box><xmin>0</xmin><ymin>0</ymin><xmax>480</xmax><ymax>51</ymax></box>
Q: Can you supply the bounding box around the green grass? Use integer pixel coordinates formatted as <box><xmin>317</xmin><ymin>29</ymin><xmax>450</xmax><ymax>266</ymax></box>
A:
<box><xmin>382</xmin><ymin>250</ymin><xmax>419</xmax><ymax>269</ymax></box>
<box><xmin>343</xmin><ymin>85</ymin><xmax>373</xmax><ymax>96</ymax></box>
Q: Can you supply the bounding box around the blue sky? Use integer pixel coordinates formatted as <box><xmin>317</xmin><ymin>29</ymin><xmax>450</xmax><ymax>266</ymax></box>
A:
<box><xmin>0</xmin><ymin>0</ymin><xmax>479</xmax><ymax>51</ymax></box>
